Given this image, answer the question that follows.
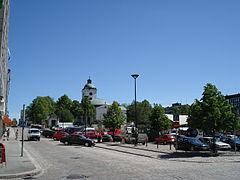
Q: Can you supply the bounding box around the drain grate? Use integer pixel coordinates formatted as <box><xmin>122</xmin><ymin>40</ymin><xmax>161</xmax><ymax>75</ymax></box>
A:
<box><xmin>22</xmin><ymin>176</ymin><xmax>36</xmax><ymax>179</ymax></box>
<box><xmin>66</xmin><ymin>174</ymin><xmax>89</xmax><ymax>179</ymax></box>
<box><xmin>71</xmin><ymin>157</ymin><xmax>81</xmax><ymax>160</ymax></box>
<box><xmin>23</xmin><ymin>160</ymin><xmax>31</xmax><ymax>163</ymax></box>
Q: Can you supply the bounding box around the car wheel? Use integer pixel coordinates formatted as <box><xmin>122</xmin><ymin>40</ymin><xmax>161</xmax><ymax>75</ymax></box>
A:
<box><xmin>190</xmin><ymin>146</ymin><xmax>194</xmax><ymax>151</ymax></box>
<box><xmin>163</xmin><ymin>141</ymin><xmax>167</xmax><ymax>145</ymax></box>
<box><xmin>85</xmin><ymin>142</ymin><xmax>90</xmax><ymax>147</ymax></box>
<box><xmin>64</xmin><ymin>141</ymin><xmax>68</xmax><ymax>145</ymax></box>
<box><xmin>142</xmin><ymin>141</ymin><xmax>146</xmax><ymax>145</ymax></box>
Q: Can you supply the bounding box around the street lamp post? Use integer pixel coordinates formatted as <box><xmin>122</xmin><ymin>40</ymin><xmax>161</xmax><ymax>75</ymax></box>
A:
<box><xmin>131</xmin><ymin>74</ymin><xmax>139</xmax><ymax>146</ymax></box>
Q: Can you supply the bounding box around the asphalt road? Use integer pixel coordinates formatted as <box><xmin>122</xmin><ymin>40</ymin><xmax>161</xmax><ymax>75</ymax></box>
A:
<box><xmin>14</xmin><ymin>133</ymin><xmax>240</xmax><ymax>180</ymax></box>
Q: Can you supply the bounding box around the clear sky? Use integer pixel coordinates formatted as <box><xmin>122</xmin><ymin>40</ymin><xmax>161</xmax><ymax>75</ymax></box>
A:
<box><xmin>8</xmin><ymin>0</ymin><xmax>240</xmax><ymax>119</ymax></box>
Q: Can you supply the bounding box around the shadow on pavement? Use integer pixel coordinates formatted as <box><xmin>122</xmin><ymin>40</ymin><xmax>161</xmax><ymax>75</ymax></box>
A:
<box><xmin>159</xmin><ymin>152</ymin><xmax>220</xmax><ymax>159</ymax></box>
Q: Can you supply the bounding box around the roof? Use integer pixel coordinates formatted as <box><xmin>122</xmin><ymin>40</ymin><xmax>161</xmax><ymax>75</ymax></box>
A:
<box><xmin>83</xmin><ymin>83</ymin><xmax>96</xmax><ymax>89</ymax></box>
<box><xmin>91</xmin><ymin>98</ymin><xmax>109</xmax><ymax>106</ymax></box>
<box><xmin>82</xmin><ymin>78</ymin><xmax>96</xmax><ymax>90</ymax></box>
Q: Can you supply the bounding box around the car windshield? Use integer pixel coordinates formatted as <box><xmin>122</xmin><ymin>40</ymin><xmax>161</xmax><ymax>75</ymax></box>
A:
<box><xmin>189</xmin><ymin>138</ymin><xmax>202</xmax><ymax>144</ymax></box>
<box><xmin>30</xmin><ymin>130</ymin><xmax>39</xmax><ymax>133</ymax></box>
<box><xmin>79</xmin><ymin>135</ymin><xmax>86</xmax><ymax>139</ymax></box>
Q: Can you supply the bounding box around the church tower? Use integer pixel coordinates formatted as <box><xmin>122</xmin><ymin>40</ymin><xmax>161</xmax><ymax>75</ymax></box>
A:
<box><xmin>82</xmin><ymin>78</ymin><xmax>97</xmax><ymax>100</ymax></box>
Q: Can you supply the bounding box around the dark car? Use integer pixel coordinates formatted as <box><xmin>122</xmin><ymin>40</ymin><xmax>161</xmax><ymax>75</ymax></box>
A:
<box><xmin>113</xmin><ymin>134</ymin><xmax>124</xmax><ymax>142</ymax></box>
<box><xmin>101</xmin><ymin>134</ymin><xmax>113</xmax><ymax>142</ymax></box>
<box><xmin>220</xmin><ymin>136</ymin><xmax>240</xmax><ymax>150</ymax></box>
<box><xmin>60</xmin><ymin>135</ymin><xmax>95</xmax><ymax>147</ymax></box>
<box><xmin>174</xmin><ymin>136</ymin><xmax>209</xmax><ymax>151</ymax></box>
<box><xmin>41</xmin><ymin>129</ymin><xmax>55</xmax><ymax>138</ymax></box>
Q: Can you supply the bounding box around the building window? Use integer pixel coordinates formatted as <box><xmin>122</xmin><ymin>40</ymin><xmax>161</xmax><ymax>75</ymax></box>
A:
<box><xmin>89</xmin><ymin>92</ymin><xmax>93</xmax><ymax>96</ymax></box>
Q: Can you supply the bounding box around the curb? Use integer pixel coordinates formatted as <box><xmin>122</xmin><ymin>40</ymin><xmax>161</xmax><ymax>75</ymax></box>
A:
<box><xmin>0</xmin><ymin>168</ymin><xmax>41</xmax><ymax>179</ymax></box>
<box><xmin>0</xmin><ymin>132</ymin><xmax>42</xmax><ymax>179</ymax></box>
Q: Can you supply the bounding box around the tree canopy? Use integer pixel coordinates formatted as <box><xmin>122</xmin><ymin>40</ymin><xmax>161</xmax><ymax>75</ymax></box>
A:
<box><xmin>149</xmin><ymin>104</ymin><xmax>172</xmax><ymax>132</ymax></box>
<box><xmin>27</xmin><ymin>96</ymin><xmax>55</xmax><ymax>124</ymax></box>
<box><xmin>81</xmin><ymin>97</ymin><xmax>95</xmax><ymax>126</ymax></box>
<box><xmin>103</xmin><ymin>101</ymin><xmax>126</xmax><ymax>130</ymax></box>
<box><xmin>127</xmin><ymin>99</ymin><xmax>152</xmax><ymax>125</ymax></box>
<box><xmin>55</xmin><ymin>94</ymin><xmax>74</xmax><ymax>122</ymax></box>
<box><xmin>188</xmin><ymin>83</ymin><xmax>237</xmax><ymax>133</ymax></box>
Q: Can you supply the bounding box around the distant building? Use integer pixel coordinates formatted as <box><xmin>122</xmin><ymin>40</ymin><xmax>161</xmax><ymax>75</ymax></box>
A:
<box><xmin>0</xmin><ymin>0</ymin><xmax>10</xmax><ymax>138</ymax></box>
<box><xmin>81</xmin><ymin>78</ymin><xmax>126</xmax><ymax>127</ymax></box>
<box><xmin>225</xmin><ymin>93</ymin><xmax>240</xmax><ymax>113</ymax></box>
<box><xmin>165</xmin><ymin>114</ymin><xmax>188</xmax><ymax>126</ymax></box>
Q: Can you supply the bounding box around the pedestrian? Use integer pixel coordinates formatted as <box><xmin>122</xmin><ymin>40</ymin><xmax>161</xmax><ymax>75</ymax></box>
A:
<box><xmin>15</xmin><ymin>129</ymin><xmax>19</xmax><ymax>140</ymax></box>
<box><xmin>6</xmin><ymin>128</ymin><xmax>10</xmax><ymax>141</ymax></box>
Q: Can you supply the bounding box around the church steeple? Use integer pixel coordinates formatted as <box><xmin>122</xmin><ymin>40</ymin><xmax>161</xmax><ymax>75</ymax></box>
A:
<box><xmin>82</xmin><ymin>77</ymin><xmax>97</xmax><ymax>100</ymax></box>
<box><xmin>87</xmin><ymin>78</ymin><xmax>92</xmax><ymax>84</ymax></box>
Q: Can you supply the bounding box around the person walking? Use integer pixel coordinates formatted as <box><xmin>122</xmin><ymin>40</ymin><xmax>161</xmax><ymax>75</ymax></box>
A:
<box><xmin>6</xmin><ymin>128</ymin><xmax>10</xmax><ymax>141</ymax></box>
<box><xmin>15</xmin><ymin>129</ymin><xmax>19</xmax><ymax>140</ymax></box>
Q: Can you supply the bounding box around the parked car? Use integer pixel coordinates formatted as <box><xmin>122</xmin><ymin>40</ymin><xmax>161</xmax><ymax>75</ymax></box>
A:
<box><xmin>84</xmin><ymin>131</ymin><xmax>99</xmax><ymax>139</ymax></box>
<box><xmin>60</xmin><ymin>135</ymin><xmax>95</xmax><ymax>147</ymax></box>
<box><xmin>41</xmin><ymin>129</ymin><xmax>55</xmax><ymax>138</ymax></box>
<box><xmin>124</xmin><ymin>133</ymin><xmax>148</xmax><ymax>145</ymax></box>
<box><xmin>28</xmin><ymin>128</ymin><xmax>41</xmax><ymax>141</ymax></box>
<box><xmin>101</xmin><ymin>134</ymin><xmax>113</xmax><ymax>142</ymax></box>
<box><xmin>199</xmin><ymin>137</ymin><xmax>231</xmax><ymax>150</ymax></box>
<box><xmin>174</xmin><ymin>136</ymin><xmax>209</xmax><ymax>151</ymax></box>
<box><xmin>220</xmin><ymin>136</ymin><xmax>240</xmax><ymax>150</ymax></box>
<box><xmin>64</xmin><ymin>127</ymin><xmax>83</xmax><ymax>134</ymax></box>
<box><xmin>71</xmin><ymin>131</ymin><xmax>84</xmax><ymax>135</ymax></box>
<box><xmin>154</xmin><ymin>134</ymin><xmax>176</xmax><ymax>144</ymax></box>
<box><xmin>113</xmin><ymin>134</ymin><xmax>124</xmax><ymax>142</ymax></box>
<box><xmin>53</xmin><ymin>131</ymin><xmax>69</xmax><ymax>141</ymax></box>
<box><xmin>107</xmin><ymin>129</ymin><xmax>122</xmax><ymax>136</ymax></box>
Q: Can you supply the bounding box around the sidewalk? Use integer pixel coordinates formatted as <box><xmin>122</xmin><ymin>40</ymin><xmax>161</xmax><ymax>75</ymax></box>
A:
<box><xmin>0</xmin><ymin>127</ymin><xmax>41</xmax><ymax>179</ymax></box>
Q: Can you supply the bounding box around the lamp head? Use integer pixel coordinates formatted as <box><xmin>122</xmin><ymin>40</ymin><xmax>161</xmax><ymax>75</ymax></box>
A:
<box><xmin>131</xmin><ymin>74</ymin><xmax>139</xmax><ymax>79</ymax></box>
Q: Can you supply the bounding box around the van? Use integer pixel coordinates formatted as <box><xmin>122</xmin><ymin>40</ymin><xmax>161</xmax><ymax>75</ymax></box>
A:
<box><xmin>124</xmin><ymin>133</ymin><xmax>148</xmax><ymax>145</ymax></box>
<box><xmin>28</xmin><ymin>128</ymin><xmax>41</xmax><ymax>141</ymax></box>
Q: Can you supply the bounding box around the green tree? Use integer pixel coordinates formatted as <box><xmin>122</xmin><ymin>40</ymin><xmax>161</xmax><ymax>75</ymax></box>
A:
<box><xmin>81</xmin><ymin>97</ymin><xmax>95</xmax><ymax>126</ymax></box>
<box><xmin>56</xmin><ymin>94</ymin><xmax>72</xmax><ymax>111</ymax></box>
<box><xmin>58</xmin><ymin>109</ymin><xmax>74</xmax><ymax>122</ymax></box>
<box><xmin>27</xmin><ymin>96</ymin><xmax>55</xmax><ymax>124</ymax></box>
<box><xmin>55</xmin><ymin>94</ymin><xmax>73</xmax><ymax>122</ymax></box>
<box><xmin>127</xmin><ymin>100</ymin><xmax>152</xmax><ymax>125</ymax></box>
<box><xmin>149</xmin><ymin>104</ymin><xmax>172</xmax><ymax>132</ymax></box>
<box><xmin>103</xmin><ymin>101</ymin><xmax>126</xmax><ymax>135</ymax></box>
<box><xmin>70</xmin><ymin>100</ymin><xmax>83</xmax><ymax>125</ymax></box>
<box><xmin>188</xmin><ymin>83</ymin><xmax>237</xmax><ymax>133</ymax></box>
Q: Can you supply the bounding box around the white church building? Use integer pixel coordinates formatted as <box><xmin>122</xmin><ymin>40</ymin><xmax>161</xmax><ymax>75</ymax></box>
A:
<box><xmin>82</xmin><ymin>78</ymin><xmax>127</xmax><ymax>124</ymax></box>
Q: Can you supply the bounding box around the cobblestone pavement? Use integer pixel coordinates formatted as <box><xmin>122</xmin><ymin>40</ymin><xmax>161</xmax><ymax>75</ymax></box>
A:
<box><xmin>98</xmin><ymin>142</ymin><xmax>240</xmax><ymax>163</ymax></box>
<box><xmin>12</xmin><ymin>137</ymin><xmax>240</xmax><ymax>180</ymax></box>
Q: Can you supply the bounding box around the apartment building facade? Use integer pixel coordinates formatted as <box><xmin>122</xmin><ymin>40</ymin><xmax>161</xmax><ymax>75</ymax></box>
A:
<box><xmin>0</xmin><ymin>0</ymin><xmax>10</xmax><ymax>138</ymax></box>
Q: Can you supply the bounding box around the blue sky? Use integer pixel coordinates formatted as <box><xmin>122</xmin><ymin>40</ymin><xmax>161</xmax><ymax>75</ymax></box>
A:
<box><xmin>8</xmin><ymin>0</ymin><xmax>240</xmax><ymax>119</ymax></box>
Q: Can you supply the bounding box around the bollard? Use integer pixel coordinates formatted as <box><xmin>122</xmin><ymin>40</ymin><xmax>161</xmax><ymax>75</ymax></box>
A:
<box><xmin>0</xmin><ymin>143</ymin><xmax>6</xmax><ymax>166</ymax></box>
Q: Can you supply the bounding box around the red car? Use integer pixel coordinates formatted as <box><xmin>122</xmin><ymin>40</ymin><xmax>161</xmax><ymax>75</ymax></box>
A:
<box><xmin>154</xmin><ymin>134</ymin><xmax>176</xmax><ymax>144</ymax></box>
<box><xmin>71</xmin><ymin>131</ymin><xmax>83</xmax><ymax>135</ymax></box>
<box><xmin>107</xmin><ymin>129</ymin><xmax>122</xmax><ymax>136</ymax></box>
<box><xmin>72</xmin><ymin>131</ymin><xmax>100</xmax><ymax>139</ymax></box>
<box><xmin>53</xmin><ymin>131</ymin><xmax>69</xmax><ymax>141</ymax></box>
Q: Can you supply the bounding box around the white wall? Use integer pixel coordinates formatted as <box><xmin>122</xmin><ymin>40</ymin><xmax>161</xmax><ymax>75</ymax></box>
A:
<box><xmin>165</xmin><ymin>114</ymin><xmax>188</xmax><ymax>125</ymax></box>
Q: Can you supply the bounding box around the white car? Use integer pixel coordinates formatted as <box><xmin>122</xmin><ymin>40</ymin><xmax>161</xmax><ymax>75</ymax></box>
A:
<box><xmin>199</xmin><ymin>137</ymin><xmax>231</xmax><ymax>150</ymax></box>
<box><xmin>28</xmin><ymin>128</ymin><xmax>41</xmax><ymax>141</ymax></box>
